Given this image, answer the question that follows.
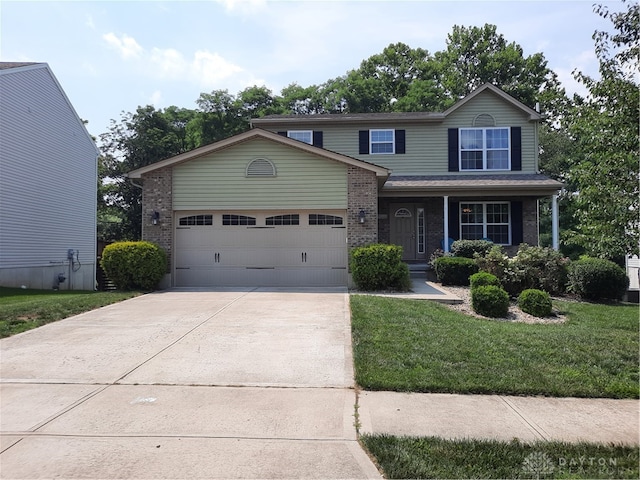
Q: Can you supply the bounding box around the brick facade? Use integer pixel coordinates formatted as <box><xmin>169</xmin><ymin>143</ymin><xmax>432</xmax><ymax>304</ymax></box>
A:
<box><xmin>347</xmin><ymin>165</ymin><xmax>378</xmax><ymax>248</ymax></box>
<box><xmin>141</xmin><ymin>167</ymin><xmax>173</xmax><ymax>272</ymax></box>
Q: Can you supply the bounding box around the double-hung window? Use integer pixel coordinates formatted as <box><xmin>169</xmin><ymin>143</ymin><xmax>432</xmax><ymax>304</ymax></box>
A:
<box><xmin>460</xmin><ymin>202</ymin><xmax>510</xmax><ymax>244</ymax></box>
<box><xmin>287</xmin><ymin>130</ymin><xmax>313</xmax><ymax>145</ymax></box>
<box><xmin>460</xmin><ymin>127</ymin><xmax>510</xmax><ymax>170</ymax></box>
<box><xmin>370</xmin><ymin>129</ymin><xmax>395</xmax><ymax>154</ymax></box>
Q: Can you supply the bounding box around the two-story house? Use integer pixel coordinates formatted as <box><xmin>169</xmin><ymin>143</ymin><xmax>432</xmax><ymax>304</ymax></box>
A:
<box><xmin>128</xmin><ymin>84</ymin><xmax>562</xmax><ymax>288</ymax></box>
<box><xmin>0</xmin><ymin>63</ymin><xmax>99</xmax><ymax>290</ymax></box>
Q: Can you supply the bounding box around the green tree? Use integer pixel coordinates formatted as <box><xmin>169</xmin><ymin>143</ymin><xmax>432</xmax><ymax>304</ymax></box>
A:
<box><xmin>99</xmin><ymin>105</ymin><xmax>195</xmax><ymax>240</ymax></box>
<box><xmin>433</xmin><ymin>24</ymin><xmax>565</xmax><ymax>114</ymax></box>
<box><xmin>562</xmin><ymin>0</ymin><xmax>639</xmax><ymax>262</ymax></box>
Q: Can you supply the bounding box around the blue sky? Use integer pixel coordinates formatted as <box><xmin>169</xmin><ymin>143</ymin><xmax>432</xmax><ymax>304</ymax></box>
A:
<box><xmin>1</xmin><ymin>0</ymin><xmax>623</xmax><ymax>140</ymax></box>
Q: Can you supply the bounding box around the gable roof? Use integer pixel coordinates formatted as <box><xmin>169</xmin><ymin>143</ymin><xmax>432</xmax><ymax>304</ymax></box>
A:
<box><xmin>443</xmin><ymin>83</ymin><xmax>543</xmax><ymax>121</ymax></box>
<box><xmin>251</xmin><ymin>83</ymin><xmax>542</xmax><ymax>127</ymax></box>
<box><xmin>127</xmin><ymin>127</ymin><xmax>391</xmax><ymax>179</ymax></box>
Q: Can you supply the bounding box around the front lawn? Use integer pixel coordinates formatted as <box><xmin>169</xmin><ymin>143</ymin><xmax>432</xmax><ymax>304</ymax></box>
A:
<box><xmin>0</xmin><ymin>287</ymin><xmax>140</xmax><ymax>338</ymax></box>
<box><xmin>350</xmin><ymin>295</ymin><xmax>639</xmax><ymax>398</ymax></box>
<box><xmin>362</xmin><ymin>435</ymin><xmax>639</xmax><ymax>479</ymax></box>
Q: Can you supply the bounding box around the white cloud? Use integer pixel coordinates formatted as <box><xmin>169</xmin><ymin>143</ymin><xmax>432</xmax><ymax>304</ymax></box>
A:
<box><xmin>85</xmin><ymin>14</ymin><xmax>95</xmax><ymax>30</ymax></box>
<box><xmin>150</xmin><ymin>48</ymin><xmax>187</xmax><ymax>79</ymax></box>
<box><xmin>192</xmin><ymin>50</ymin><xmax>244</xmax><ymax>85</ymax></box>
<box><xmin>103</xmin><ymin>32</ymin><xmax>144</xmax><ymax>59</ymax></box>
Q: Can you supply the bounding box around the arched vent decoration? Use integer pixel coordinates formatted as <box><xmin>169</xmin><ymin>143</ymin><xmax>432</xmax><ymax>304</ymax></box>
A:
<box><xmin>394</xmin><ymin>208</ymin><xmax>412</xmax><ymax>218</ymax></box>
<box><xmin>473</xmin><ymin>113</ymin><xmax>496</xmax><ymax>127</ymax></box>
<box><xmin>246</xmin><ymin>158</ymin><xmax>276</xmax><ymax>177</ymax></box>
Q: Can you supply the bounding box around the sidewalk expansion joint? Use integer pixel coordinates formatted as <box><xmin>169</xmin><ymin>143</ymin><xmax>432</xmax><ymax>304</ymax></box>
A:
<box><xmin>499</xmin><ymin>395</ymin><xmax>550</xmax><ymax>441</ymax></box>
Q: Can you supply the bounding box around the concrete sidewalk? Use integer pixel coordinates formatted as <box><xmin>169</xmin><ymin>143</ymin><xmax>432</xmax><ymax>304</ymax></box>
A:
<box><xmin>359</xmin><ymin>391</ymin><xmax>639</xmax><ymax>445</ymax></box>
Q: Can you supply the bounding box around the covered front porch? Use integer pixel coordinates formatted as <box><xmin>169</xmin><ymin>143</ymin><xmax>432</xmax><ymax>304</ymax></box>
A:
<box><xmin>377</xmin><ymin>174</ymin><xmax>562</xmax><ymax>262</ymax></box>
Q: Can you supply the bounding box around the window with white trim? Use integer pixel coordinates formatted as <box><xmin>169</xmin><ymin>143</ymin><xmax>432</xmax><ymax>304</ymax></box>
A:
<box><xmin>287</xmin><ymin>130</ymin><xmax>313</xmax><ymax>144</ymax></box>
<box><xmin>460</xmin><ymin>202</ymin><xmax>510</xmax><ymax>244</ymax></box>
<box><xmin>460</xmin><ymin>127</ymin><xmax>510</xmax><ymax>171</ymax></box>
<box><xmin>370</xmin><ymin>129</ymin><xmax>395</xmax><ymax>154</ymax></box>
<box><xmin>417</xmin><ymin>208</ymin><xmax>425</xmax><ymax>254</ymax></box>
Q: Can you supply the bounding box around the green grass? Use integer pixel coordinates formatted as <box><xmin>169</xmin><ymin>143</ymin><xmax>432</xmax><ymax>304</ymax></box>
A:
<box><xmin>350</xmin><ymin>295</ymin><xmax>639</xmax><ymax>398</ymax></box>
<box><xmin>361</xmin><ymin>435</ymin><xmax>640</xmax><ymax>479</ymax></box>
<box><xmin>0</xmin><ymin>287</ymin><xmax>141</xmax><ymax>338</ymax></box>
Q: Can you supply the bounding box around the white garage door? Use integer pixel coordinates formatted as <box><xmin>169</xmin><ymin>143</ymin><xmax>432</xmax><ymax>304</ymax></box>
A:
<box><xmin>174</xmin><ymin>210</ymin><xmax>348</xmax><ymax>287</ymax></box>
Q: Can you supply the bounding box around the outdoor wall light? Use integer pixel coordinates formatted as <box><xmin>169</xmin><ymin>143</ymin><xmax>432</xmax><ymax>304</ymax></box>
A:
<box><xmin>152</xmin><ymin>211</ymin><xmax>160</xmax><ymax>225</ymax></box>
<box><xmin>358</xmin><ymin>209</ymin><xmax>366</xmax><ymax>224</ymax></box>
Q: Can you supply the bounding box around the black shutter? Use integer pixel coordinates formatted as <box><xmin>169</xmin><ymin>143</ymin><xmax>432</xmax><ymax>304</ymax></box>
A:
<box><xmin>511</xmin><ymin>127</ymin><xmax>522</xmax><ymax>171</ymax></box>
<box><xmin>448</xmin><ymin>201</ymin><xmax>460</xmax><ymax>241</ymax></box>
<box><xmin>277</xmin><ymin>131</ymin><xmax>287</xmax><ymax>137</ymax></box>
<box><xmin>395</xmin><ymin>129</ymin><xmax>406</xmax><ymax>154</ymax></box>
<box><xmin>359</xmin><ymin>130</ymin><xmax>369</xmax><ymax>154</ymax></box>
<box><xmin>448</xmin><ymin>128</ymin><xmax>459</xmax><ymax>172</ymax></box>
<box><xmin>511</xmin><ymin>201</ymin><xmax>523</xmax><ymax>245</ymax></box>
<box><xmin>312</xmin><ymin>131</ymin><xmax>323</xmax><ymax>148</ymax></box>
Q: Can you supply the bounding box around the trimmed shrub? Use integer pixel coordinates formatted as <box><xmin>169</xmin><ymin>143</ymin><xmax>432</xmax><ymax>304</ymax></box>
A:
<box><xmin>567</xmin><ymin>257</ymin><xmax>629</xmax><ymax>301</ymax></box>
<box><xmin>433</xmin><ymin>256</ymin><xmax>478</xmax><ymax>286</ymax></box>
<box><xmin>475</xmin><ymin>245</ymin><xmax>525</xmax><ymax>296</ymax></box>
<box><xmin>101</xmin><ymin>241</ymin><xmax>167</xmax><ymax>291</ymax></box>
<box><xmin>350</xmin><ymin>244</ymin><xmax>411</xmax><ymax>291</ymax></box>
<box><xmin>513</xmin><ymin>244</ymin><xmax>569</xmax><ymax>295</ymax></box>
<box><xmin>518</xmin><ymin>289</ymin><xmax>553</xmax><ymax>317</ymax></box>
<box><xmin>470</xmin><ymin>271</ymin><xmax>501</xmax><ymax>289</ymax></box>
<box><xmin>450</xmin><ymin>239</ymin><xmax>494</xmax><ymax>259</ymax></box>
<box><xmin>471</xmin><ymin>285</ymin><xmax>510</xmax><ymax>318</ymax></box>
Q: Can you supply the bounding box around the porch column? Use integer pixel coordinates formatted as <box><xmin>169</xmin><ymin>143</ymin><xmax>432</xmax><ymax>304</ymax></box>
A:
<box><xmin>443</xmin><ymin>195</ymin><xmax>450</xmax><ymax>252</ymax></box>
<box><xmin>552</xmin><ymin>194</ymin><xmax>559</xmax><ymax>250</ymax></box>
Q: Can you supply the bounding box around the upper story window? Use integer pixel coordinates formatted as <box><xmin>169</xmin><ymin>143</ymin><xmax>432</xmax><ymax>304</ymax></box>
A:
<box><xmin>287</xmin><ymin>130</ymin><xmax>313</xmax><ymax>144</ymax></box>
<box><xmin>370</xmin><ymin>129</ymin><xmax>395</xmax><ymax>154</ymax></box>
<box><xmin>460</xmin><ymin>127</ymin><xmax>510</xmax><ymax>171</ymax></box>
<box><xmin>278</xmin><ymin>130</ymin><xmax>323</xmax><ymax>147</ymax></box>
<box><xmin>359</xmin><ymin>129</ymin><xmax>405</xmax><ymax>155</ymax></box>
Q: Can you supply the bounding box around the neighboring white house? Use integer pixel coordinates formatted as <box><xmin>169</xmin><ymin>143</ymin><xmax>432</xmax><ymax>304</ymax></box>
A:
<box><xmin>0</xmin><ymin>62</ymin><xmax>99</xmax><ymax>290</ymax></box>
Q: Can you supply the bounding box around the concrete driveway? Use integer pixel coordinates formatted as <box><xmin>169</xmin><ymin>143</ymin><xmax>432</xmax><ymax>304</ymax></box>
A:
<box><xmin>0</xmin><ymin>288</ymin><xmax>380</xmax><ymax>479</ymax></box>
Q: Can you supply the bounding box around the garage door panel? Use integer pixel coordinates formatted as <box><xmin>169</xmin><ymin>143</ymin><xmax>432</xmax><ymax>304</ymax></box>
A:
<box><xmin>174</xmin><ymin>210</ymin><xmax>347</xmax><ymax>287</ymax></box>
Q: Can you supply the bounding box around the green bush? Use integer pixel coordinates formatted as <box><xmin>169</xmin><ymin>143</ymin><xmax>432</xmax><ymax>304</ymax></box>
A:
<box><xmin>350</xmin><ymin>244</ymin><xmax>411</xmax><ymax>291</ymax></box>
<box><xmin>567</xmin><ymin>257</ymin><xmax>629</xmax><ymax>301</ymax></box>
<box><xmin>471</xmin><ymin>285</ymin><xmax>510</xmax><ymax>318</ymax></box>
<box><xmin>433</xmin><ymin>256</ymin><xmax>478</xmax><ymax>286</ymax></box>
<box><xmin>100</xmin><ymin>241</ymin><xmax>167</xmax><ymax>291</ymax></box>
<box><xmin>475</xmin><ymin>245</ymin><xmax>525</xmax><ymax>296</ymax></box>
<box><xmin>450</xmin><ymin>239</ymin><xmax>494</xmax><ymax>259</ymax></box>
<box><xmin>518</xmin><ymin>289</ymin><xmax>553</xmax><ymax>317</ymax></box>
<box><xmin>469</xmin><ymin>271</ymin><xmax>501</xmax><ymax>289</ymax></box>
<box><xmin>513</xmin><ymin>244</ymin><xmax>569</xmax><ymax>295</ymax></box>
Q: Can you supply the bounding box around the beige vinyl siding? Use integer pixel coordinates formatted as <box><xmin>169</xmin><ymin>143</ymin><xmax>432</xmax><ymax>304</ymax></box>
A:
<box><xmin>258</xmin><ymin>91</ymin><xmax>538</xmax><ymax>175</ymax></box>
<box><xmin>173</xmin><ymin>138</ymin><xmax>347</xmax><ymax>210</ymax></box>
<box><xmin>0</xmin><ymin>65</ymin><xmax>97</xmax><ymax>275</ymax></box>
<box><xmin>442</xmin><ymin>92</ymin><xmax>537</xmax><ymax>173</ymax></box>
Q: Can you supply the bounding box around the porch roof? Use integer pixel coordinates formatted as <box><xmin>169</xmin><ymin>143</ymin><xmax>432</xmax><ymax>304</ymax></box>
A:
<box><xmin>380</xmin><ymin>174</ymin><xmax>562</xmax><ymax>197</ymax></box>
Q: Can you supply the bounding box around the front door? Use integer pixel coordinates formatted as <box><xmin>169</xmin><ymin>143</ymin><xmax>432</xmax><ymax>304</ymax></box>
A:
<box><xmin>390</xmin><ymin>204</ymin><xmax>416</xmax><ymax>260</ymax></box>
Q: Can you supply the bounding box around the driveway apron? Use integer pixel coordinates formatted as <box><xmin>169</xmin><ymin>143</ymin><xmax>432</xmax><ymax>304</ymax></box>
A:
<box><xmin>0</xmin><ymin>288</ymin><xmax>380</xmax><ymax>479</ymax></box>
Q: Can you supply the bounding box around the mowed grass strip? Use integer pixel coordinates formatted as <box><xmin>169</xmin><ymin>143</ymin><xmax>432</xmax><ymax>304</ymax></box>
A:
<box><xmin>361</xmin><ymin>435</ymin><xmax>640</xmax><ymax>479</ymax></box>
<box><xmin>350</xmin><ymin>295</ymin><xmax>639</xmax><ymax>398</ymax></box>
<box><xmin>0</xmin><ymin>287</ymin><xmax>140</xmax><ymax>338</ymax></box>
